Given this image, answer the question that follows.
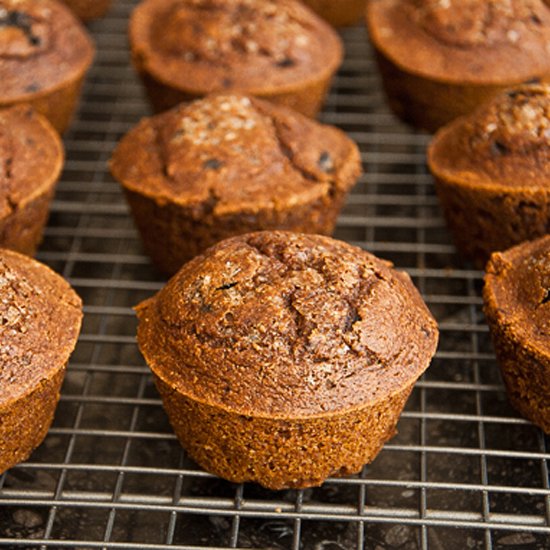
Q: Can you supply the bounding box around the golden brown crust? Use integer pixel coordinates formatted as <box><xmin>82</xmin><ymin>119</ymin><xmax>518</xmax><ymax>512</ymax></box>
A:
<box><xmin>301</xmin><ymin>0</ymin><xmax>367</xmax><ymax>27</ymax></box>
<box><xmin>483</xmin><ymin>236</ymin><xmax>550</xmax><ymax>433</ymax></box>
<box><xmin>136</xmin><ymin>231</ymin><xmax>439</xmax><ymax>416</ymax></box>
<box><xmin>0</xmin><ymin>248</ymin><xmax>82</xmax><ymax>473</ymax></box>
<box><xmin>0</xmin><ymin>366</ymin><xmax>66</xmax><ymax>474</ymax></box>
<box><xmin>0</xmin><ymin>249</ymin><xmax>82</xmax><ymax>405</ymax></box>
<box><xmin>0</xmin><ymin>0</ymin><xmax>94</xmax><ymax>101</ymax></box>
<box><xmin>0</xmin><ymin>0</ymin><xmax>94</xmax><ymax>133</ymax></box>
<box><xmin>137</xmin><ymin>231</ymin><xmax>438</xmax><ymax>488</ymax></box>
<box><xmin>429</xmin><ymin>85</ymin><xmax>550</xmax><ymax>185</ymax></box>
<box><xmin>61</xmin><ymin>0</ymin><xmax>112</xmax><ymax>21</ymax></box>
<box><xmin>368</xmin><ymin>0</ymin><xmax>550</xmax><ymax>84</ymax></box>
<box><xmin>0</xmin><ymin>105</ymin><xmax>63</xmax><ymax>255</ymax></box>
<box><xmin>428</xmin><ymin>85</ymin><xmax>550</xmax><ymax>266</ymax></box>
<box><xmin>111</xmin><ymin>94</ymin><xmax>362</xmax><ymax>274</ymax></box>
<box><xmin>129</xmin><ymin>0</ymin><xmax>343</xmax><ymax>116</ymax></box>
<box><xmin>154</xmin><ymin>376</ymin><xmax>415</xmax><ymax>489</ymax></box>
<box><xmin>366</xmin><ymin>0</ymin><xmax>550</xmax><ymax>130</ymax></box>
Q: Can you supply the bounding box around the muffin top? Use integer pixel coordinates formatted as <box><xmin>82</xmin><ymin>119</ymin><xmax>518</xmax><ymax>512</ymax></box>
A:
<box><xmin>110</xmin><ymin>94</ymin><xmax>361</xmax><ymax>216</ymax></box>
<box><xmin>136</xmin><ymin>231</ymin><xmax>439</xmax><ymax>418</ymax></box>
<box><xmin>0</xmin><ymin>0</ymin><xmax>94</xmax><ymax>102</ymax></box>
<box><xmin>428</xmin><ymin>85</ymin><xmax>550</xmax><ymax>187</ymax></box>
<box><xmin>129</xmin><ymin>0</ymin><xmax>343</xmax><ymax>94</ymax></box>
<box><xmin>0</xmin><ymin>105</ymin><xmax>63</xmax><ymax>220</ymax></box>
<box><xmin>484</xmin><ymin>235</ymin><xmax>550</xmax><ymax>353</ymax></box>
<box><xmin>367</xmin><ymin>0</ymin><xmax>550</xmax><ymax>83</ymax></box>
<box><xmin>0</xmin><ymin>248</ymin><xmax>82</xmax><ymax>407</ymax></box>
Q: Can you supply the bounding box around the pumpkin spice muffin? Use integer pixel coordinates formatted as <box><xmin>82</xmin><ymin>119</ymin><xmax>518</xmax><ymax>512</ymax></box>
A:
<box><xmin>0</xmin><ymin>248</ymin><xmax>82</xmax><ymax>474</ymax></box>
<box><xmin>110</xmin><ymin>93</ymin><xmax>362</xmax><ymax>276</ymax></box>
<box><xmin>136</xmin><ymin>231</ymin><xmax>439</xmax><ymax>490</ymax></box>
<box><xmin>0</xmin><ymin>0</ymin><xmax>95</xmax><ymax>133</ymax></box>
<box><xmin>428</xmin><ymin>84</ymin><xmax>550</xmax><ymax>267</ymax></box>
<box><xmin>366</xmin><ymin>0</ymin><xmax>550</xmax><ymax>132</ymax></box>
<box><xmin>61</xmin><ymin>0</ymin><xmax>112</xmax><ymax>21</ymax></box>
<box><xmin>301</xmin><ymin>0</ymin><xmax>367</xmax><ymax>27</ymax></box>
<box><xmin>484</xmin><ymin>236</ymin><xmax>550</xmax><ymax>433</ymax></box>
<box><xmin>129</xmin><ymin>0</ymin><xmax>343</xmax><ymax>117</ymax></box>
<box><xmin>0</xmin><ymin>104</ymin><xmax>64</xmax><ymax>256</ymax></box>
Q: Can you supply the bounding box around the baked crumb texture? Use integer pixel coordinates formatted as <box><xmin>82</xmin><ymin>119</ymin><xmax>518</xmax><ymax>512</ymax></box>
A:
<box><xmin>129</xmin><ymin>0</ymin><xmax>343</xmax><ymax>116</ymax></box>
<box><xmin>0</xmin><ymin>105</ymin><xmax>64</xmax><ymax>255</ymax></box>
<box><xmin>366</xmin><ymin>0</ymin><xmax>550</xmax><ymax>131</ymax></box>
<box><xmin>111</xmin><ymin>94</ymin><xmax>362</xmax><ymax>275</ymax></box>
<box><xmin>428</xmin><ymin>84</ymin><xmax>550</xmax><ymax>267</ymax></box>
<box><xmin>0</xmin><ymin>249</ymin><xmax>82</xmax><ymax>474</ymax></box>
<box><xmin>483</xmin><ymin>236</ymin><xmax>550</xmax><ymax>433</ymax></box>
<box><xmin>136</xmin><ymin>231</ymin><xmax>439</xmax><ymax>489</ymax></box>
<box><xmin>0</xmin><ymin>0</ymin><xmax>94</xmax><ymax>133</ymax></box>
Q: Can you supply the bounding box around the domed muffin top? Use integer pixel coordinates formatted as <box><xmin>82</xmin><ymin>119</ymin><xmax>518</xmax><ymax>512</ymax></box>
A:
<box><xmin>0</xmin><ymin>0</ymin><xmax>94</xmax><ymax>101</ymax></box>
<box><xmin>428</xmin><ymin>85</ymin><xmax>550</xmax><ymax>187</ymax></box>
<box><xmin>110</xmin><ymin>94</ymin><xmax>361</xmax><ymax>216</ymax></box>
<box><xmin>367</xmin><ymin>0</ymin><xmax>550</xmax><ymax>83</ymax></box>
<box><xmin>0</xmin><ymin>248</ymin><xmax>82</xmax><ymax>406</ymax></box>
<box><xmin>129</xmin><ymin>0</ymin><xmax>342</xmax><ymax>94</ymax></box>
<box><xmin>136</xmin><ymin>231</ymin><xmax>439</xmax><ymax>417</ymax></box>
<box><xmin>484</xmin><ymin>235</ymin><xmax>550</xmax><ymax>353</ymax></box>
<box><xmin>0</xmin><ymin>105</ymin><xmax>63</xmax><ymax>220</ymax></box>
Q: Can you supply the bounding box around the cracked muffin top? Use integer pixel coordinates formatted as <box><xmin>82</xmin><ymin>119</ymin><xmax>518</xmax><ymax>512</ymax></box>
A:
<box><xmin>110</xmin><ymin>94</ymin><xmax>361</xmax><ymax>216</ymax></box>
<box><xmin>428</xmin><ymin>84</ymin><xmax>550</xmax><ymax>187</ymax></box>
<box><xmin>136</xmin><ymin>231</ymin><xmax>439</xmax><ymax>417</ymax></box>
<box><xmin>0</xmin><ymin>248</ymin><xmax>82</xmax><ymax>406</ymax></box>
<box><xmin>0</xmin><ymin>104</ymin><xmax>63</xmax><ymax>220</ymax></box>
<box><xmin>129</xmin><ymin>0</ymin><xmax>342</xmax><ymax>95</ymax></box>
<box><xmin>484</xmin><ymin>235</ymin><xmax>550</xmax><ymax>353</ymax></box>
<box><xmin>367</xmin><ymin>0</ymin><xmax>550</xmax><ymax>83</ymax></box>
<box><xmin>0</xmin><ymin>0</ymin><xmax>94</xmax><ymax>102</ymax></box>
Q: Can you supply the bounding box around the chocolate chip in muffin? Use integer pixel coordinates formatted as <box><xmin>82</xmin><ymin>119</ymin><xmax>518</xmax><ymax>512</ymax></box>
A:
<box><xmin>318</xmin><ymin>151</ymin><xmax>334</xmax><ymax>172</ymax></box>
<box><xmin>203</xmin><ymin>158</ymin><xmax>224</xmax><ymax>170</ymax></box>
<box><xmin>490</xmin><ymin>140</ymin><xmax>510</xmax><ymax>156</ymax></box>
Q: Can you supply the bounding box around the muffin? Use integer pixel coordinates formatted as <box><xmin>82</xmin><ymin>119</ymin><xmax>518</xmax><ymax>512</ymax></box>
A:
<box><xmin>61</xmin><ymin>0</ymin><xmax>112</xmax><ymax>21</ymax></box>
<box><xmin>484</xmin><ymin>236</ymin><xmax>550</xmax><ymax>433</ymax></box>
<box><xmin>136</xmin><ymin>231</ymin><xmax>439</xmax><ymax>489</ymax></box>
<box><xmin>129</xmin><ymin>0</ymin><xmax>343</xmax><ymax>117</ymax></box>
<box><xmin>0</xmin><ymin>0</ymin><xmax>95</xmax><ymax>133</ymax></box>
<box><xmin>0</xmin><ymin>105</ymin><xmax>64</xmax><ymax>256</ymax></box>
<box><xmin>110</xmin><ymin>93</ymin><xmax>362</xmax><ymax>276</ymax></box>
<box><xmin>366</xmin><ymin>0</ymin><xmax>550</xmax><ymax>132</ymax></box>
<box><xmin>428</xmin><ymin>84</ymin><xmax>550</xmax><ymax>267</ymax></box>
<box><xmin>0</xmin><ymin>248</ymin><xmax>82</xmax><ymax>474</ymax></box>
<box><xmin>301</xmin><ymin>0</ymin><xmax>367</xmax><ymax>27</ymax></box>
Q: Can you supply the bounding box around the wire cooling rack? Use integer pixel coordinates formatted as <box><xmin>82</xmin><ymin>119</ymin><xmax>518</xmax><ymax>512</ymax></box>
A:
<box><xmin>1</xmin><ymin>1</ymin><xmax>549</xmax><ymax>548</ymax></box>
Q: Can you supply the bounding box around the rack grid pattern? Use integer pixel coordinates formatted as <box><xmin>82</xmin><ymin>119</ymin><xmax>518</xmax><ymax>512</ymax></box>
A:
<box><xmin>1</xmin><ymin>2</ymin><xmax>549</xmax><ymax>548</ymax></box>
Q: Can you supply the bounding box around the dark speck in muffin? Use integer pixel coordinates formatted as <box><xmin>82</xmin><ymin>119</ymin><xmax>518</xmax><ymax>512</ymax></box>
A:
<box><xmin>216</xmin><ymin>282</ymin><xmax>238</xmax><ymax>291</ymax></box>
<box><xmin>318</xmin><ymin>151</ymin><xmax>334</xmax><ymax>172</ymax></box>
<box><xmin>24</xmin><ymin>83</ymin><xmax>40</xmax><ymax>93</ymax></box>
<box><xmin>276</xmin><ymin>57</ymin><xmax>295</xmax><ymax>68</ymax></box>
<box><xmin>490</xmin><ymin>140</ymin><xmax>509</xmax><ymax>156</ymax></box>
<box><xmin>0</xmin><ymin>10</ymin><xmax>40</xmax><ymax>47</ymax></box>
<box><xmin>203</xmin><ymin>158</ymin><xmax>224</xmax><ymax>170</ymax></box>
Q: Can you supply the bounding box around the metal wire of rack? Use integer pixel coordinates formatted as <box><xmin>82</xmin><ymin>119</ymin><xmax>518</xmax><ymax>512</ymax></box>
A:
<box><xmin>0</xmin><ymin>1</ymin><xmax>549</xmax><ymax>548</ymax></box>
